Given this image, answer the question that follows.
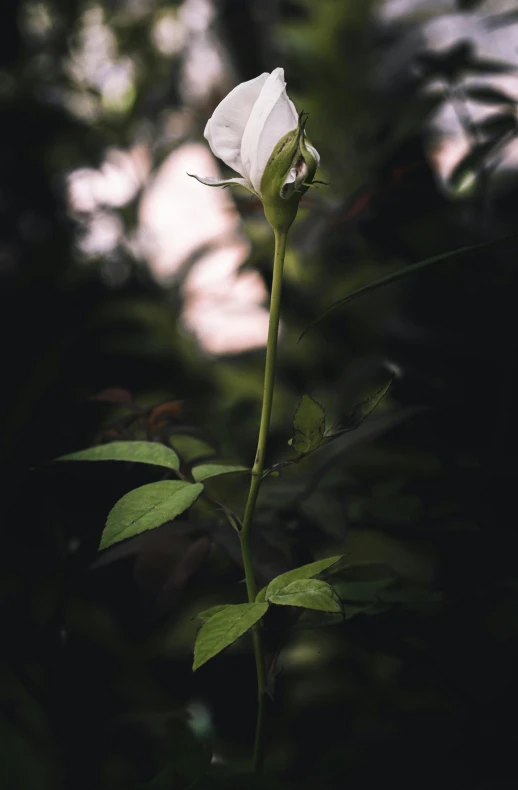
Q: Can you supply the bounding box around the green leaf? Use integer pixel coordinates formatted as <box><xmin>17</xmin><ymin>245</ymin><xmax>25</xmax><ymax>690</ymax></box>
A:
<box><xmin>264</xmin><ymin>554</ymin><xmax>344</xmax><ymax>599</ymax></box>
<box><xmin>340</xmin><ymin>376</ymin><xmax>393</xmax><ymax>432</ymax></box>
<box><xmin>289</xmin><ymin>395</ymin><xmax>326</xmax><ymax>453</ymax></box>
<box><xmin>267</xmin><ymin>579</ymin><xmax>342</xmax><ymax>613</ymax></box>
<box><xmin>191</xmin><ymin>463</ymin><xmax>249</xmax><ymax>482</ymax></box>
<box><xmin>100</xmin><ymin>480</ymin><xmax>203</xmax><ymax>550</ymax></box>
<box><xmin>57</xmin><ymin>441</ymin><xmax>180</xmax><ymax>471</ymax></box>
<box><xmin>168</xmin><ymin>434</ymin><xmax>216</xmax><ymax>462</ymax></box>
<box><xmin>193</xmin><ymin>602</ymin><xmax>268</xmax><ymax>671</ymax></box>
<box><xmin>196</xmin><ymin>605</ymin><xmax>230</xmax><ymax>621</ymax></box>
<box><xmin>299</xmin><ymin>234</ymin><xmax>518</xmax><ymax>340</ymax></box>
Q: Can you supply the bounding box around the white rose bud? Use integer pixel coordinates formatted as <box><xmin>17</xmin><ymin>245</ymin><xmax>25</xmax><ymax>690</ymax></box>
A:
<box><xmin>189</xmin><ymin>67</ymin><xmax>320</xmax><ymax>232</ymax></box>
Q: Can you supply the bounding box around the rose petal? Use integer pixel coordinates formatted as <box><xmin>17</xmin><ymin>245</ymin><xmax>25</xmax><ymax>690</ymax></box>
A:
<box><xmin>281</xmin><ymin>157</ymin><xmax>308</xmax><ymax>199</ymax></box>
<box><xmin>241</xmin><ymin>68</ymin><xmax>299</xmax><ymax>192</ymax></box>
<box><xmin>305</xmin><ymin>141</ymin><xmax>320</xmax><ymax>167</ymax></box>
<box><xmin>204</xmin><ymin>73</ymin><xmax>269</xmax><ymax>176</ymax></box>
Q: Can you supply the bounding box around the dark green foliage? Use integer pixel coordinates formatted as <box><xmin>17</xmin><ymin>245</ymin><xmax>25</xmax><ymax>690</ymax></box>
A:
<box><xmin>4</xmin><ymin>0</ymin><xmax>518</xmax><ymax>788</ymax></box>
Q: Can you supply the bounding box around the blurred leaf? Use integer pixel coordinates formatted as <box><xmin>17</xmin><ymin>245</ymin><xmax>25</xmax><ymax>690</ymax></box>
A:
<box><xmin>138</xmin><ymin>765</ymin><xmax>177</xmax><ymax>790</ymax></box>
<box><xmin>193</xmin><ymin>602</ymin><xmax>268</xmax><ymax>671</ymax></box>
<box><xmin>378</xmin><ymin>587</ymin><xmax>443</xmax><ymax>604</ymax></box>
<box><xmin>344</xmin><ymin>602</ymin><xmax>391</xmax><ymax>619</ymax></box>
<box><xmin>464</xmin><ymin>85</ymin><xmax>516</xmax><ymax>105</ymax></box>
<box><xmin>57</xmin><ymin>440</ymin><xmax>180</xmax><ymax>471</ymax></box>
<box><xmin>300</xmin><ymin>487</ymin><xmax>347</xmax><ymax>539</ymax></box>
<box><xmin>417</xmin><ymin>43</ymin><xmax>517</xmax><ymax>80</ymax></box>
<box><xmin>289</xmin><ymin>395</ymin><xmax>326</xmax><ymax>453</ymax></box>
<box><xmin>148</xmin><ymin>400</ymin><xmax>185</xmax><ymax>427</ymax></box>
<box><xmin>465</xmin><ymin>56</ymin><xmax>518</xmax><ymax>75</ymax></box>
<box><xmin>259</xmin><ymin>554</ymin><xmax>345</xmax><ymax>601</ymax></box>
<box><xmin>449</xmin><ymin>141</ymin><xmax>498</xmax><ymax>189</ymax></box>
<box><xmin>334</xmin><ymin>577</ymin><xmax>395</xmax><ymax>602</ymax></box>
<box><xmin>267</xmin><ymin>578</ymin><xmax>343</xmax><ymax>613</ymax></box>
<box><xmin>166</xmin><ymin>719</ymin><xmax>212</xmax><ymax>783</ymax></box>
<box><xmin>100</xmin><ymin>481</ymin><xmax>204</xmax><ymax>550</ymax></box>
<box><xmin>485</xmin><ymin>10</ymin><xmax>518</xmax><ymax>30</ymax></box>
<box><xmin>300</xmin><ymin>235</ymin><xmax>516</xmax><ymax>338</ymax></box>
<box><xmin>457</xmin><ymin>0</ymin><xmax>484</xmax><ymax>9</ymax></box>
<box><xmin>367</xmin><ymin>489</ymin><xmax>424</xmax><ymax>523</ymax></box>
<box><xmin>343</xmin><ymin>528</ymin><xmax>435</xmax><ymax>585</ymax></box>
<box><xmin>416</xmin><ymin>42</ymin><xmax>473</xmax><ymax>80</ymax></box>
<box><xmin>169</xmin><ymin>435</ymin><xmax>216</xmax><ymax>462</ymax></box>
<box><xmin>218</xmin><ymin>773</ymin><xmax>287</xmax><ymax>789</ymax></box>
<box><xmin>88</xmin><ymin>387</ymin><xmax>134</xmax><ymax>404</ymax></box>
<box><xmin>476</xmin><ymin>113</ymin><xmax>518</xmax><ymax>140</ymax></box>
<box><xmin>192</xmin><ymin>463</ymin><xmax>249</xmax><ymax>482</ymax></box>
<box><xmin>139</xmin><ymin>720</ymin><xmax>212</xmax><ymax>789</ymax></box>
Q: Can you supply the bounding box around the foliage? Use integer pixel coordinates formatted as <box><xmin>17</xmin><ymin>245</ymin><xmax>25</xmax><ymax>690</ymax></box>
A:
<box><xmin>4</xmin><ymin>0</ymin><xmax>518</xmax><ymax>788</ymax></box>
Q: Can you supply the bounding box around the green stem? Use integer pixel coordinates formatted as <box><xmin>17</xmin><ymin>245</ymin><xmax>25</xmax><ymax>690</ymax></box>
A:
<box><xmin>240</xmin><ymin>227</ymin><xmax>288</xmax><ymax>775</ymax></box>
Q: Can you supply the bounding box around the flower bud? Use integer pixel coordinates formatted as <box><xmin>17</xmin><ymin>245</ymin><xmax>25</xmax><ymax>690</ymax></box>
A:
<box><xmin>189</xmin><ymin>68</ymin><xmax>320</xmax><ymax>232</ymax></box>
<box><xmin>260</xmin><ymin>112</ymin><xmax>319</xmax><ymax>233</ymax></box>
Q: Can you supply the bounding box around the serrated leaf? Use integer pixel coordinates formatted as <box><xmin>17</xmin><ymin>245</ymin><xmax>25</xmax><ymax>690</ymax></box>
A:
<box><xmin>100</xmin><ymin>480</ymin><xmax>203</xmax><ymax>550</ymax></box>
<box><xmin>57</xmin><ymin>441</ymin><xmax>180</xmax><ymax>471</ymax></box>
<box><xmin>263</xmin><ymin>554</ymin><xmax>344</xmax><ymax>600</ymax></box>
<box><xmin>267</xmin><ymin>579</ymin><xmax>342</xmax><ymax>613</ymax></box>
<box><xmin>290</xmin><ymin>395</ymin><xmax>326</xmax><ymax>453</ymax></box>
<box><xmin>192</xmin><ymin>463</ymin><xmax>249</xmax><ymax>482</ymax></box>
<box><xmin>196</xmin><ymin>605</ymin><xmax>230</xmax><ymax>621</ymax></box>
<box><xmin>193</xmin><ymin>602</ymin><xmax>268</xmax><ymax>671</ymax></box>
<box><xmin>299</xmin><ymin>234</ymin><xmax>517</xmax><ymax>339</ymax></box>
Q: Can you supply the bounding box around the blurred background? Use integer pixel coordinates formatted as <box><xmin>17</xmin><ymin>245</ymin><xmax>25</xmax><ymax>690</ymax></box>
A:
<box><xmin>2</xmin><ymin>0</ymin><xmax>518</xmax><ymax>787</ymax></box>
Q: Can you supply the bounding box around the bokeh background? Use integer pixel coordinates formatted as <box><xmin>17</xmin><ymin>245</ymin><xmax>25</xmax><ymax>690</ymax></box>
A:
<box><xmin>2</xmin><ymin>0</ymin><xmax>518</xmax><ymax>787</ymax></box>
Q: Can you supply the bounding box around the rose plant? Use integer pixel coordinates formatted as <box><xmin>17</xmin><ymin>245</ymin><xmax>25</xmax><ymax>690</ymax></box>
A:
<box><xmin>56</xmin><ymin>68</ymin><xmax>406</xmax><ymax>782</ymax></box>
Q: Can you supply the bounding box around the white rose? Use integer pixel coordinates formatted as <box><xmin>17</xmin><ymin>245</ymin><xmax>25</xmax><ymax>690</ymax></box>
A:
<box><xmin>189</xmin><ymin>67</ymin><xmax>320</xmax><ymax>211</ymax></box>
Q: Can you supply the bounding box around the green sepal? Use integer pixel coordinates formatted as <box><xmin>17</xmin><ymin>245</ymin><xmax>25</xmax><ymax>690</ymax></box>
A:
<box><xmin>260</xmin><ymin>112</ymin><xmax>319</xmax><ymax>233</ymax></box>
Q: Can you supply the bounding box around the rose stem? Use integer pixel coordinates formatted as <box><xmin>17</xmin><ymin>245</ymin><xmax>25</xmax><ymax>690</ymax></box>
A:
<box><xmin>239</xmin><ymin>226</ymin><xmax>288</xmax><ymax>775</ymax></box>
